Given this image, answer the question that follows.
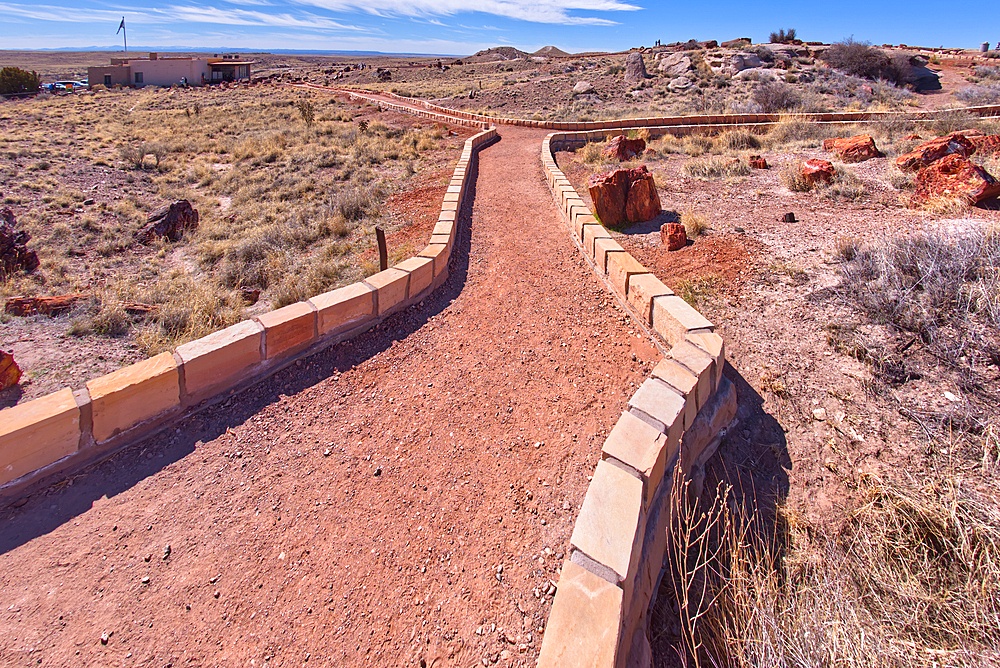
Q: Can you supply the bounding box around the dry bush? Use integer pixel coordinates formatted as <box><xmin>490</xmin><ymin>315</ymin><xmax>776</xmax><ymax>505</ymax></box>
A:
<box><xmin>821</xmin><ymin>39</ymin><xmax>910</xmax><ymax>85</ymax></box>
<box><xmin>780</xmin><ymin>163</ymin><xmax>812</xmax><ymax>191</ymax></box>
<box><xmin>682</xmin><ymin>211</ymin><xmax>709</xmax><ymax>238</ymax></box>
<box><xmin>660</xmin><ymin>469</ymin><xmax>1000</xmax><ymax>668</ymax></box>
<box><xmin>752</xmin><ymin>82</ymin><xmax>801</xmax><ymax>113</ymax></box>
<box><xmin>717</xmin><ymin>128</ymin><xmax>760</xmax><ymax>152</ymax></box>
<box><xmin>683</xmin><ymin>156</ymin><xmax>750</xmax><ymax>179</ymax></box>
<box><xmin>765</xmin><ymin>116</ymin><xmax>839</xmax><ymax>148</ymax></box>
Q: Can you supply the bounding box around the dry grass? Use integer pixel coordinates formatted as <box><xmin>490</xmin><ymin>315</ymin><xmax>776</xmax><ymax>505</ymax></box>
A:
<box><xmin>660</xmin><ymin>468</ymin><xmax>1000</xmax><ymax>667</ymax></box>
<box><xmin>683</xmin><ymin>156</ymin><xmax>751</xmax><ymax>179</ymax></box>
<box><xmin>0</xmin><ymin>86</ymin><xmax>457</xmax><ymax>353</ymax></box>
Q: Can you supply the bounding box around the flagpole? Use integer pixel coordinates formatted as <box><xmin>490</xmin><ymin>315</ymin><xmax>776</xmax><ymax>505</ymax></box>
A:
<box><xmin>123</xmin><ymin>22</ymin><xmax>127</xmax><ymax>58</ymax></box>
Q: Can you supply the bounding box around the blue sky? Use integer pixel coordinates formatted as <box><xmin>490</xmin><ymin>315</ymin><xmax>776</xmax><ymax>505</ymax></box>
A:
<box><xmin>0</xmin><ymin>0</ymin><xmax>993</xmax><ymax>55</ymax></box>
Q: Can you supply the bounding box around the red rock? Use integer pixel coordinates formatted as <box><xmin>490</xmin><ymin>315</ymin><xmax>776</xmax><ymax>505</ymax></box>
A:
<box><xmin>660</xmin><ymin>222</ymin><xmax>687</xmax><ymax>251</ymax></box>
<box><xmin>801</xmin><ymin>159</ymin><xmax>836</xmax><ymax>186</ymax></box>
<box><xmin>910</xmin><ymin>154</ymin><xmax>1000</xmax><ymax>207</ymax></box>
<box><xmin>952</xmin><ymin>128</ymin><xmax>985</xmax><ymax>139</ymax></box>
<box><xmin>0</xmin><ymin>350</ymin><xmax>21</xmax><ymax>391</ymax></box>
<box><xmin>135</xmin><ymin>200</ymin><xmax>199</xmax><ymax>244</ymax></box>
<box><xmin>603</xmin><ymin>135</ymin><xmax>646</xmax><ymax>161</ymax></box>
<box><xmin>0</xmin><ymin>208</ymin><xmax>39</xmax><ymax>276</ymax></box>
<box><xmin>749</xmin><ymin>155</ymin><xmax>768</xmax><ymax>169</ymax></box>
<box><xmin>969</xmin><ymin>134</ymin><xmax>1000</xmax><ymax>157</ymax></box>
<box><xmin>624</xmin><ymin>166</ymin><xmax>662</xmax><ymax>222</ymax></box>
<box><xmin>5</xmin><ymin>294</ymin><xmax>86</xmax><ymax>316</ymax></box>
<box><xmin>896</xmin><ymin>134</ymin><xmax>976</xmax><ymax>172</ymax></box>
<box><xmin>904</xmin><ymin>134</ymin><xmax>922</xmax><ymax>140</ymax></box>
<box><xmin>587</xmin><ymin>165</ymin><xmax>662</xmax><ymax>228</ymax></box>
<box><xmin>823</xmin><ymin>135</ymin><xmax>882</xmax><ymax>162</ymax></box>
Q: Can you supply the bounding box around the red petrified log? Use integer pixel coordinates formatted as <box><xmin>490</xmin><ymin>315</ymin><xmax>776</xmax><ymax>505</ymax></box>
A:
<box><xmin>660</xmin><ymin>222</ymin><xmax>687</xmax><ymax>251</ymax></box>
<box><xmin>909</xmin><ymin>154</ymin><xmax>1000</xmax><ymax>207</ymax></box>
<box><xmin>587</xmin><ymin>165</ymin><xmax>662</xmax><ymax>228</ymax></box>
<box><xmin>5</xmin><ymin>294</ymin><xmax>86</xmax><ymax>316</ymax></box>
<box><xmin>0</xmin><ymin>350</ymin><xmax>21</xmax><ymax>391</ymax></box>
<box><xmin>822</xmin><ymin>134</ymin><xmax>883</xmax><ymax>163</ymax></box>
<box><xmin>602</xmin><ymin>135</ymin><xmax>647</xmax><ymax>161</ymax></box>
<box><xmin>801</xmin><ymin>159</ymin><xmax>836</xmax><ymax>186</ymax></box>
<box><xmin>749</xmin><ymin>155</ymin><xmax>768</xmax><ymax>169</ymax></box>
<box><xmin>896</xmin><ymin>134</ymin><xmax>976</xmax><ymax>172</ymax></box>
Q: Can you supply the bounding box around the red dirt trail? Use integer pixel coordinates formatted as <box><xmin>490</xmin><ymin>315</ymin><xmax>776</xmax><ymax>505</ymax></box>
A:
<box><xmin>0</xmin><ymin>126</ymin><xmax>663</xmax><ymax>667</ymax></box>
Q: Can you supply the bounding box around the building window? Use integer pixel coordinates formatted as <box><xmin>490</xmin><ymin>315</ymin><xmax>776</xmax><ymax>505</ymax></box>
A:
<box><xmin>104</xmin><ymin>75</ymin><xmax>111</xmax><ymax>85</ymax></box>
<box><xmin>212</xmin><ymin>71</ymin><xmax>222</xmax><ymax>80</ymax></box>
<box><xmin>135</xmin><ymin>72</ymin><xmax>143</xmax><ymax>84</ymax></box>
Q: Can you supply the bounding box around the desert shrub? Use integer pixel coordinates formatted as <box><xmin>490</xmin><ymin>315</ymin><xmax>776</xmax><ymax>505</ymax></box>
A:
<box><xmin>681</xmin><ymin>211</ymin><xmax>709</xmax><ymax>238</ymax></box>
<box><xmin>296</xmin><ymin>99</ymin><xmax>316</xmax><ymax>126</ymax></box>
<box><xmin>928</xmin><ymin>109</ymin><xmax>982</xmax><ymax>136</ymax></box>
<box><xmin>718</xmin><ymin>129</ymin><xmax>761</xmax><ymax>152</ymax></box>
<box><xmin>974</xmin><ymin>66</ymin><xmax>1000</xmax><ymax>81</ymax></box>
<box><xmin>0</xmin><ymin>67</ymin><xmax>41</xmax><ymax>96</ymax></box>
<box><xmin>330</xmin><ymin>183</ymin><xmax>374</xmax><ymax>221</ymax></box>
<box><xmin>781</xmin><ymin>163</ymin><xmax>812</xmax><ymax>191</ymax></box>
<box><xmin>661</xmin><ymin>471</ymin><xmax>1000</xmax><ymax>668</ymax></box>
<box><xmin>752</xmin><ymin>82</ymin><xmax>800</xmax><ymax>112</ymax></box>
<box><xmin>769</xmin><ymin>28</ymin><xmax>797</xmax><ymax>44</ymax></box>
<box><xmin>837</xmin><ymin>228</ymin><xmax>1000</xmax><ymax>369</ymax></box>
<box><xmin>683</xmin><ymin>156</ymin><xmax>750</xmax><ymax>179</ymax></box>
<box><xmin>579</xmin><ymin>140</ymin><xmax>607</xmax><ymax>163</ymax></box>
<box><xmin>118</xmin><ymin>142</ymin><xmax>166</xmax><ymax>169</ymax></box>
<box><xmin>748</xmin><ymin>45</ymin><xmax>776</xmax><ymax>63</ymax></box>
<box><xmin>218</xmin><ymin>227</ymin><xmax>283</xmax><ymax>290</ymax></box>
<box><xmin>825</xmin><ymin>166</ymin><xmax>867</xmax><ymax>200</ymax></box>
<box><xmin>822</xmin><ymin>39</ymin><xmax>909</xmax><ymax>85</ymax></box>
<box><xmin>954</xmin><ymin>84</ymin><xmax>1000</xmax><ymax>106</ymax></box>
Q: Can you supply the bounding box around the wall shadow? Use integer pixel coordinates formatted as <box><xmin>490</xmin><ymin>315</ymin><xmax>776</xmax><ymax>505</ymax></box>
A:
<box><xmin>0</xmin><ymin>139</ymin><xmax>493</xmax><ymax>556</ymax></box>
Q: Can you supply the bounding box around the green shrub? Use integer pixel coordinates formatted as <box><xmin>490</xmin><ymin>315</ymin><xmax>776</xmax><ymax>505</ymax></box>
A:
<box><xmin>0</xmin><ymin>67</ymin><xmax>41</xmax><ymax>96</ymax></box>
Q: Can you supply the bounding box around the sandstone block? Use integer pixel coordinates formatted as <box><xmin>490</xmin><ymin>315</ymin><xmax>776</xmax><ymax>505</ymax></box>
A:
<box><xmin>668</xmin><ymin>340</ymin><xmax>715</xmax><ymax>409</ymax></box>
<box><xmin>418</xmin><ymin>243</ymin><xmax>450</xmax><ymax>277</ymax></box>
<box><xmin>583</xmin><ymin>224</ymin><xmax>612</xmax><ymax>258</ymax></box>
<box><xmin>536</xmin><ymin>560</ymin><xmax>622</xmax><ymax>668</ymax></box>
<box><xmin>365</xmin><ymin>268</ymin><xmax>409</xmax><ymax>315</ymax></box>
<box><xmin>651</xmin><ymin>358</ymin><xmax>698</xmax><ymax>431</ymax></box>
<box><xmin>627</xmin><ymin>378</ymin><xmax>685</xmax><ymax>442</ymax></box>
<box><xmin>395</xmin><ymin>256</ymin><xmax>434</xmax><ymax>297</ymax></box>
<box><xmin>595</xmin><ymin>240</ymin><xmax>626</xmax><ymax>275</ymax></box>
<box><xmin>309</xmin><ymin>282</ymin><xmax>375</xmax><ymax>337</ymax></box>
<box><xmin>87</xmin><ymin>352</ymin><xmax>180</xmax><ymax>443</ymax></box>
<box><xmin>176</xmin><ymin>320</ymin><xmax>264</xmax><ymax>404</ymax></box>
<box><xmin>432</xmin><ymin>220</ymin><xmax>454</xmax><ymax>238</ymax></box>
<box><xmin>681</xmin><ymin>376</ymin><xmax>736</xmax><ymax>474</ymax></box>
<box><xmin>687</xmin><ymin>330</ymin><xmax>725</xmax><ymax>388</ymax></box>
<box><xmin>627</xmin><ymin>274</ymin><xmax>673</xmax><ymax>325</ymax></box>
<box><xmin>607</xmin><ymin>251</ymin><xmax>648</xmax><ymax>296</ymax></box>
<box><xmin>602</xmin><ymin>410</ymin><xmax>675</xmax><ymax>510</ymax></box>
<box><xmin>650</xmin><ymin>295</ymin><xmax>714</xmax><ymax>348</ymax></box>
<box><xmin>256</xmin><ymin>301</ymin><xmax>317</xmax><ymax>361</ymax></box>
<box><xmin>570</xmin><ymin>460</ymin><xmax>645</xmax><ymax>600</ymax></box>
<box><xmin>0</xmin><ymin>388</ymin><xmax>80</xmax><ymax>487</ymax></box>
<box><xmin>574</xmin><ymin>212</ymin><xmax>599</xmax><ymax>239</ymax></box>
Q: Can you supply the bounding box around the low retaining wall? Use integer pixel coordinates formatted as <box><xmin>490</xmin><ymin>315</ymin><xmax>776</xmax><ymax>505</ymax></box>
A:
<box><xmin>0</xmin><ymin>127</ymin><xmax>498</xmax><ymax>502</ymax></box>
<box><xmin>535</xmin><ymin>132</ymin><xmax>737</xmax><ymax>668</ymax></box>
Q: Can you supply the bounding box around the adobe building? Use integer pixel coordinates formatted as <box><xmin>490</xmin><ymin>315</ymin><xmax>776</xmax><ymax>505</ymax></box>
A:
<box><xmin>88</xmin><ymin>53</ymin><xmax>252</xmax><ymax>88</ymax></box>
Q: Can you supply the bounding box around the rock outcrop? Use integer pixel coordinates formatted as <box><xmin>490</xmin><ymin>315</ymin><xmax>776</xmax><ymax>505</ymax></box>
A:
<box><xmin>657</xmin><ymin>53</ymin><xmax>691</xmax><ymax>76</ymax></box>
<box><xmin>910</xmin><ymin>154</ymin><xmax>1000</xmax><ymax>207</ymax></box>
<box><xmin>0</xmin><ymin>208</ymin><xmax>39</xmax><ymax>276</ymax></box>
<box><xmin>624</xmin><ymin>53</ymin><xmax>648</xmax><ymax>84</ymax></box>
<box><xmin>896</xmin><ymin>134</ymin><xmax>976</xmax><ymax>172</ymax></box>
<box><xmin>135</xmin><ymin>200</ymin><xmax>200</xmax><ymax>244</ymax></box>
<box><xmin>823</xmin><ymin>134</ymin><xmax>883</xmax><ymax>162</ymax></box>
<box><xmin>587</xmin><ymin>166</ymin><xmax>662</xmax><ymax>228</ymax></box>
<box><xmin>0</xmin><ymin>351</ymin><xmax>20</xmax><ymax>391</ymax></box>
<box><xmin>801</xmin><ymin>159</ymin><xmax>836</xmax><ymax>186</ymax></box>
<box><xmin>603</xmin><ymin>135</ymin><xmax>646</xmax><ymax>162</ymax></box>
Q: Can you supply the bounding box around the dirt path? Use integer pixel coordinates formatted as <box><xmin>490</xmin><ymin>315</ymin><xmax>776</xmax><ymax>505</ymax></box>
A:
<box><xmin>0</xmin><ymin>127</ymin><xmax>663</xmax><ymax>667</ymax></box>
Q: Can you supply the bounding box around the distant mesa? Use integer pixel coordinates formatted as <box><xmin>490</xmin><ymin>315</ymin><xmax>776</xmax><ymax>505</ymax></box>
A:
<box><xmin>533</xmin><ymin>46</ymin><xmax>571</xmax><ymax>58</ymax></box>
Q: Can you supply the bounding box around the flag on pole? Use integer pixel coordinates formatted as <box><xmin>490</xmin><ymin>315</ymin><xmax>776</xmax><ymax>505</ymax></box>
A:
<box><xmin>117</xmin><ymin>17</ymin><xmax>125</xmax><ymax>34</ymax></box>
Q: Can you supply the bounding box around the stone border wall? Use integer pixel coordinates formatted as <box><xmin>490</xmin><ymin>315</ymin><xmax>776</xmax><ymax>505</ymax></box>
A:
<box><xmin>535</xmin><ymin>132</ymin><xmax>737</xmax><ymax>668</ymax></box>
<box><xmin>0</xmin><ymin>128</ymin><xmax>499</xmax><ymax>502</ymax></box>
<box><xmin>304</xmin><ymin>85</ymin><xmax>1000</xmax><ymax>130</ymax></box>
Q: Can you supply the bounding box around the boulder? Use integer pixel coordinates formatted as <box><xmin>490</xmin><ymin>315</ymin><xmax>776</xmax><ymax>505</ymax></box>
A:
<box><xmin>822</xmin><ymin>134</ymin><xmax>883</xmax><ymax>163</ymax></box>
<box><xmin>728</xmin><ymin>53</ymin><xmax>763</xmax><ymax>73</ymax></box>
<box><xmin>603</xmin><ymin>135</ymin><xmax>647</xmax><ymax>161</ymax></box>
<box><xmin>624</xmin><ymin>52</ymin><xmax>648</xmax><ymax>83</ymax></box>
<box><xmin>749</xmin><ymin>155</ymin><xmax>769</xmax><ymax>169</ymax></box>
<box><xmin>801</xmin><ymin>159</ymin><xmax>836</xmax><ymax>186</ymax></box>
<box><xmin>668</xmin><ymin>76</ymin><xmax>693</xmax><ymax>91</ymax></box>
<box><xmin>572</xmin><ymin>81</ymin><xmax>594</xmax><ymax>94</ymax></box>
<box><xmin>0</xmin><ymin>351</ymin><xmax>20</xmax><ymax>391</ymax></box>
<box><xmin>661</xmin><ymin>222</ymin><xmax>687</xmax><ymax>251</ymax></box>
<box><xmin>721</xmin><ymin>38</ymin><xmax>752</xmax><ymax>48</ymax></box>
<box><xmin>135</xmin><ymin>200</ymin><xmax>200</xmax><ymax>244</ymax></box>
<box><xmin>657</xmin><ymin>53</ymin><xmax>691</xmax><ymax>76</ymax></box>
<box><xmin>587</xmin><ymin>165</ymin><xmax>662</xmax><ymax>228</ymax></box>
<box><xmin>0</xmin><ymin>208</ymin><xmax>39</xmax><ymax>276</ymax></box>
<box><xmin>910</xmin><ymin>154</ymin><xmax>1000</xmax><ymax>207</ymax></box>
<box><xmin>732</xmin><ymin>68</ymin><xmax>780</xmax><ymax>82</ymax></box>
<box><xmin>896</xmin><ymin>134</ymin><xmax>976</xmax><ymax>172</ymax></box>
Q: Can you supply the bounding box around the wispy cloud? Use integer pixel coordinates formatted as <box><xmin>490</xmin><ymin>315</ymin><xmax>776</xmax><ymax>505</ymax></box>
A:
<box><xmin>288</xmin><ymin>0</ymin><xmax>640</xmax><ymax>25</ymax></box>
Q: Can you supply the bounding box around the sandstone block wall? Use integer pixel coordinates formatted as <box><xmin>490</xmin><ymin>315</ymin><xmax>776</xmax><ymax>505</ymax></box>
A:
<box><xmin>0</xmin><ymin>127</ymin><xmax>498</xmax><ymax>499</ymax></box>
<box><xmin>537</xmin><ymin>131</ymin><xmax>738</xmax><ymax>668</ymax></box>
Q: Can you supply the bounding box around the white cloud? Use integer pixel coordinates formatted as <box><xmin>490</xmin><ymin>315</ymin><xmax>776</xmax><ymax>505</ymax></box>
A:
<box><xmin>288</xmin><ymin>0</ymin><xmax>639</xmax><ymax>25</ymax></box>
